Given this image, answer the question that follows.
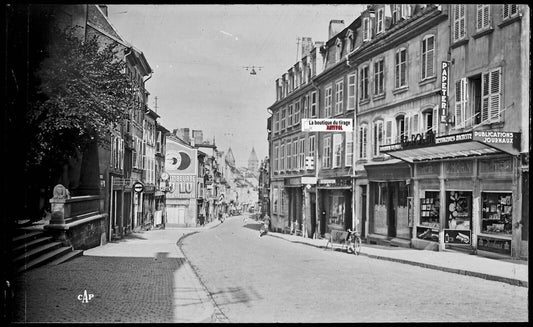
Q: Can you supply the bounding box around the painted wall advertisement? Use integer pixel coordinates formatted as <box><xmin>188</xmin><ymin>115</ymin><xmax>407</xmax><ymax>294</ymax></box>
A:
<box><xmin>165</xmin><ymin>137</ymin><xmax>198</xmax><ymax>199</ymax></box>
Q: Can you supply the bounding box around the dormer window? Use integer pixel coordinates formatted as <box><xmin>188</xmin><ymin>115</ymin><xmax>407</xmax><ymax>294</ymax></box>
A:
<box><xmin>363</xmin><ymin>17</ymin><xmax>371</xmax><ymax>41</ymax></box>
<box><xmin>392</xmin><ymin>4</ymin><xmax>401</xmax><ymax>24</ymax></box>
<box><xmin>335</xmin><ymin>38</ymin><xmax>342</xmax><ymax>63</ymax></box>
<box><xmin>345</xmin><ymin>29</ymin><xmax>354</xmax><ymax>52</ymax></box>
<box><xmin>376</xmin><ymin>7</ymin><xmax>385</xmax><ymax>34</ymax></box>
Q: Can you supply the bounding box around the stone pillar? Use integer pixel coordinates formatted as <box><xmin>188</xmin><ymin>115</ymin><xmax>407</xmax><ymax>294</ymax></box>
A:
<box><xmin>49</xmin><ymin>184</ymin><xmax>71</xmax><ymax>225</ymax></box>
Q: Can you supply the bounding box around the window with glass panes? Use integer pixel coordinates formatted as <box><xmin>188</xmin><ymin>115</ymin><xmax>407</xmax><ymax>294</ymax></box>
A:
<box><xmin>421</xmin><ymin>35</ymin><xmax>435</xmax><ymax>80</ymax></box>
<box><xmin>325</xmin><ymin>85</ymin><xmax>333</xmax><ymax>117</ymax></box>
<box><xmin>292</xmin><ymin>139</ymin><xmax>298</xmax><ymax>170</ymax></box>
<box><xmin>360</xmin><ymin>65</ymin><xmax>369</xmax><ymax>100</ymax></box>
<box><xmin>294</xmin><ymin>101</ymin><xmax>300</xmax><ymax>125</ymax></box>
<box><xmin>335</xmin><ymin>79</ymin><xmax>344</xmax><ymax>115</ymax></box>
<box><xmin>299</xmin><ymin>138</ymin><xmax>305</xmax><ymax>169</ymax></box>
<box><xmin>323</xmin><ymin>136</ymin><xmax>332</xmax><ymax>168</ymax></box>
<box><xmin>373</xmin><ymin>121</ymin><xmax>383</xmax><ymax>157</ymax></box>
<box><xmin>345</xmin><ymin>132</ymin><xmax>353</xmax><ymax>167</ymax></box>
<box><xmin>377</xmin><ymin>7</ymin><xmax>385</xmax><ymax>34</ymax></box>
<box><xmin>274</xmin><ymin>143</ymin><xmax>279</xmax><ymax>172</ymax></box>
<box><xmin>333</xmin><ymin>133</ymin><xmax>343</xmax><ymax>168</ymax></box>
<box><xmin>347</xmin><ymin>73</ymin><xmax>356</xmax><ymax>110</ymax></box>
<box><xmin>374</xmin><ymin>59</ymin><xmax>384</xmax><ymax>95</ymax></box>
<box><xmin>281</xmin><ymin>108</ymin><xmax>286</xmax><ymax>130</ymax></box>
<box><xmin>280</xmin><ymin>143</ymin><xmax>285</xmax><ymax>170</ymax></box>
<box><xmin>311</xmin><ymin>91</ymin><xmax>317</xmax><ymax>117</ymax></box>
<box><xmin>286</xmin><ymin>139</ymin><xmax>292</xmax><ymax>170</ymax></box>
<box><xmin>359</xmin><ymin>124</ymin><xmax>368</xmax><ymax>159</ymax></box>
<box><xmin>309</xmin><ymin>135</ymin><xmax>315</xmax><ymax>158</ymax></box>
<box><xmin>288</xmin><ymin>104</ymin><xmax>293</xmax><ymax>127</ymax></box>
<box><xmin>395</xmin><ymin>48</ymin><xmax>407</xmax><ymax>88</ymax></box>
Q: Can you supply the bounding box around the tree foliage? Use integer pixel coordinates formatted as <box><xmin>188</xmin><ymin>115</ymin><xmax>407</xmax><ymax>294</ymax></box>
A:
<box><xmin>27</xmin><ymin>26</ymin><xmax>135</xmax><ymax>167</ymax></box>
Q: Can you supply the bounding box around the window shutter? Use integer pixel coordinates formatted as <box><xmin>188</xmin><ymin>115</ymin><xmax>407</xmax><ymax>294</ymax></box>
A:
<box><xmin>413</xmin><ymin>114</ymin><xmax>419</xmax><ymax>134</ymax></box>
<box><xmin>460</xmin><ymin>5</ymin><xmax>466</xmax><ymax>38</ymax></box>
<box><xmin>385</xmin><ymin>120</ymin><xmax>392</xmax><ymax>144</ymax></box>
<box><xmin>483</xmin><ymin>5</ymin><xmax>490</xmax><ymax>27</ymax></box>
<box><xmin>432</xmin><ymin>106</ymin><xmax>439</xmax><ymax>135</ymax></box>
<box><xmin>490</xmin><ymin>69</ymin><xmax>501</xmax><ymax>121</ymax></box>
<box><xmin>481</xmin><ymin>72</ymin><xmax>490</xmax><ymax>121</ymax></box>
<box><xmin>455</xmin><ymin>79</ymin><xmax>464</xmax><ymax>126</ymax></box>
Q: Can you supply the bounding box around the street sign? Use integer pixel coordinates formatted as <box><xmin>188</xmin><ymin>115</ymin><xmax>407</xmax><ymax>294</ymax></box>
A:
<box><xmin>133</xmin><ymin>181</ymin><xmax>144</xmax><ymax>193</ymax></box>
<box><xmin>160</xmin><ymin>172</ymin><xmax>170</xmax><ymax>181</ymax></box>
<box><xmin>305</xmin><ymin>156</ymin><xmax>314</xmax><ymax>169</ymax></box>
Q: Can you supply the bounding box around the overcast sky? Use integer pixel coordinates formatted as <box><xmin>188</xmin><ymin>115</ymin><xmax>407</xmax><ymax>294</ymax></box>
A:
<box><xmin>108</xmin><ymin>4</ymin><xmax>364</xmax><ymax>167</ymax></box>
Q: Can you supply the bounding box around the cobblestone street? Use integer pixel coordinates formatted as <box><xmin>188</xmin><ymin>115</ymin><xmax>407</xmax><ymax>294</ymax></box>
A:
<box><xmin>12</xmin><ymin>227</ymin><xmax>216</xmax><ymax>323</ymax></box>
<box><xmin>181</xmin><ymin>217</ymin><xmax>528</xmax><ymax>323</ymax></box>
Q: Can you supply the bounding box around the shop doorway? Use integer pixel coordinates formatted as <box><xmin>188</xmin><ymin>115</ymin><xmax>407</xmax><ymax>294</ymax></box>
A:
<box><xmin>361</xmin><ymin>185</ymin><xmax>367</xmax><ymax>238</ymax></box>
<box><xmin>310</xmin><ymin>193</ymin><xmax>316</xmax><ymax>237</ymax></box>
<box><xmin>387</xmin><ymin>183</ymin><xmax>397</xmax><ymax>238</ymax></box>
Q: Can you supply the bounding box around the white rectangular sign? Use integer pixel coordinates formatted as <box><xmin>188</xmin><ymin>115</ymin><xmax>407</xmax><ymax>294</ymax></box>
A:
<box><xmin>301</xmin><ymin>118</ymin><xmax>353</xmax><ymax>132</ymax></box>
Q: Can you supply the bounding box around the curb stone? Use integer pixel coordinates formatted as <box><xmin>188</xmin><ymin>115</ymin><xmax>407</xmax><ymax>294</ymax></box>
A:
<box><xmin>268</xmin><ymin>233</ymin><xmax>528</xmax><ymax>288</ymax></box>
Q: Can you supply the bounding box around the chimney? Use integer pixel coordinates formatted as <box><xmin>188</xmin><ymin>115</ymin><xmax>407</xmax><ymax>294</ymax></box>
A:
<box><xmin>328</xmin><ymin>19</ymin><xmax>345</xmax><ymax>40</ymax></box>
<box><xmin>98</xmin><ymin>5</ymin><xmax>108</xmax><ymax>17</ymax></box>
<box><xmin>300</xmin><ymin>37</ymin><xmax>314</xmax><ymax>59</ymax></box>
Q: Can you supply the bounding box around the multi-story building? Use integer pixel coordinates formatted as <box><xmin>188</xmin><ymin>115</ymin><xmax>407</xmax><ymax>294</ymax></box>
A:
<box><xmin>347</xmin><ymin>4</ymin><xmax>449</xmax><ymax>248</ymax></box>
<box><xmin>267</xmin><ymin>4</ymin><xmax>529</xmax><ymax>260</ymax></box>
<box><xmin>155</xmin><ymin>122</ymin><xmax>170</xmax><ymax>227</ymax></box>
<box><xmin>268</xmin><ymin>37</ymin><xmax>325</xmax><ymax>235</ymax></box>
<box><xmin>380</xmin><ymin>4</ymin><xmax>529</xmax><ymax>259</ymax></box>
<box><xmin>141</xmin><ymin>107</ymin><xmax>159</xmax><ymax>229</ymax></box>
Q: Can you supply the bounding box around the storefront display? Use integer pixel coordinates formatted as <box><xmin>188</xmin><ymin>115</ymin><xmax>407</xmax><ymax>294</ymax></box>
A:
<box><xmin>328</xmin><ymin>194</ymin><xmax>345</xmax><ymax>226</ymax></box>
<box><xmin>481</xmin><ymin>192</ymin><xmax>512</xmax><ymax>235</ymax></box>
<box><xmin>418</xmin><ymin>191</ymin><xmax>439</xmax><ymax>242</ymax></box>
<box><xmin>445</xmin><ymin>191</ymin><xmax>472</xmax><ymax>230</ymax></box>
<box><xmin>420</xmin><ymin>191</ymin><xmax>440</xmax><ymax>228</ymax></box>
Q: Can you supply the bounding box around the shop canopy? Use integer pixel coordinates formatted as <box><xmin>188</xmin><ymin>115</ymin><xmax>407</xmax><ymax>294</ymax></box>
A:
<box><xmin>379</xmin><ymin>130</ymin><xmax>521</xmax><ymax>163</ymax></box>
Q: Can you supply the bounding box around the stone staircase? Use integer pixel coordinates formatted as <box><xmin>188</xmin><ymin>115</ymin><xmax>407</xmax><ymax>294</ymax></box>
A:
<box><xmin>13</xmin><ymin>228</ymin><xmax>83</xmax><ymax>273</ymax></box>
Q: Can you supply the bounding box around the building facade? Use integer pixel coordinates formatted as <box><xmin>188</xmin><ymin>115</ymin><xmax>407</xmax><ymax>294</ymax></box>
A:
<box><xmin>380</xmin><ymin>4</ymin><xmax>529</xmax><ymax>259</ymax></box>
<box><xmin>267</xmin><ymin>4</ymin><xmax>529</xmax><ymax>260</ymax></box>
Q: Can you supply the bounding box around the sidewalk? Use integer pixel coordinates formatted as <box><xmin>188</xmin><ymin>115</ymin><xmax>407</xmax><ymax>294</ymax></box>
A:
<box><xmin>267</xmin><ymin>231</ymin><xmax>528</xmax><ymax>288</ymax></box>
<box><xmin>82</xmin><ymin>219</ymin><xmax>224</xmax><ymax>323</ymax></box>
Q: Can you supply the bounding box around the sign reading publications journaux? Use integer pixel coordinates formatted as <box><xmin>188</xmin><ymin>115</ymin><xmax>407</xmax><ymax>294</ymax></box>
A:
<box><xmin>301</xmin><ymin>119</ymin><xmax>353</xmax><ymax>132</ymax></box>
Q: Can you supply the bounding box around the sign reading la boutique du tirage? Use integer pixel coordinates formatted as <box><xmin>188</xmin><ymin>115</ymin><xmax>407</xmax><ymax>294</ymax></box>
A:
<box><xmin>165</xmin><ymin>138</ymin><xmax>197</xmax><ymax>199</ymax></box>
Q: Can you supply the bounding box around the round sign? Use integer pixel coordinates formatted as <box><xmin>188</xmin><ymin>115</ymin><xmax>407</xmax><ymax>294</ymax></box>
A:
<box><xmin>160</xmin><ymin>172</ymin><xmax>170</xmax><ymax>181</ymax></box>
<box><xmin>133</xmin><ymin>182</ymin><xmax>144</xmax><ymax>193</ymax></box>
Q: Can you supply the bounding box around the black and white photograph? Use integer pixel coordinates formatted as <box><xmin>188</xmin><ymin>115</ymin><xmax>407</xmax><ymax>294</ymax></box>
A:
<box><xmin>2</xmin><ymin>3</ymin><xmax>529</xmax><ymax>323</ymax></box>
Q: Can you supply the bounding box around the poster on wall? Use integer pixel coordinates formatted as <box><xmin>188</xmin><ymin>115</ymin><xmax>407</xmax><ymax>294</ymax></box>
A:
<box><xmin>416</xmin><ymin>226</ymin><xmax>439</xmax><ymax>242</ymax></box>
<box><xmin>444</xmin><ymin>229</ymin><xmax>471</xmax><ymax>244</ymax></box>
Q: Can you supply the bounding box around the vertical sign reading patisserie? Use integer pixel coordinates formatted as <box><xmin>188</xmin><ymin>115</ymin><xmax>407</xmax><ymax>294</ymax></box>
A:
<box><xmin>440</xmin><ymin>61</ymin><xmax>450</xmax><ymax>123</ymax></box>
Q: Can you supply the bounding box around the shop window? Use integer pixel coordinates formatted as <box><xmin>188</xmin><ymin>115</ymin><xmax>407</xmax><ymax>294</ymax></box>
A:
<box><xmin>329</xmin><ymin>194</ymin><xmax>345</xmax><ymax>226</ymax></box>
<box><xmin>420</xmin><ymin>191</ymin><xmax>440</xmax><ymax>229</ymax></box>
<box><xmin>481</xmin><ymin>192</ymin><xmax>512</xmax><ymax>235</ymax></box>
<box><xmin>445</xmin><ymin>191</ymin><xmax>472</xmax><ymax>230</ymax></box>
<box><xmin>374</xmin><ymin>182</ymin><xmax>388</xmax><ymax>206</ymax></box>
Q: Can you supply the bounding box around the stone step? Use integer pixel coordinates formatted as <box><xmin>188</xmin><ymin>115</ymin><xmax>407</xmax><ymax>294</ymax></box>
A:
<box><xmin>13</xmin><ymin>241</ymin><xmax>62</xmax><ymax>264</ymax></box>
<box><xmin>17</xmin><ymin>246</ymin><xmax>73</xmax><ymax>273</ymax></box>
<box><xmin>47</xmin><ymin>250</ymin><xmax>84</xmax><ymax>266</ymax></box>
<box><xmin>12</xmin><ymin>236</ymin><xmax>54</xmax><ymax>256</ymax></box>
<box><xmin>12</xmin><ymin>230</ymin><xmax>44</xmax><ymax>247</ymax></box>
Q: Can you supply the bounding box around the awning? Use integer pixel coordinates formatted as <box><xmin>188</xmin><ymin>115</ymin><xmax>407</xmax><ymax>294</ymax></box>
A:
<box><xmin>380</xmin><ymin>130</ymin><xmax>520</xmax><ymax>163</ymax></box>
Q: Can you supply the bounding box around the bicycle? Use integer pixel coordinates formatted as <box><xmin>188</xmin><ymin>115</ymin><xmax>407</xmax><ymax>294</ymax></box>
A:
<box><xmin>346</xmin><ymin>229</ymin><xmax>362</xmax><ymax>255</ymax></box>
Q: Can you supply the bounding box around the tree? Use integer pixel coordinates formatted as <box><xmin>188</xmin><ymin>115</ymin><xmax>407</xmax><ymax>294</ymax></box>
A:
<box><xmin>27</xmin><ymin>26</ymin><xmax>135</xmax><ymax>167</ymax></box>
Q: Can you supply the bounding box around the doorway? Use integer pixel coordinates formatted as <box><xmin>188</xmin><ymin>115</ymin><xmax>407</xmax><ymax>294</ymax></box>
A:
<box><xmin>361</xmin><ymin>185</ymin><xmax>367</xmax><ymax>238</ymax></box>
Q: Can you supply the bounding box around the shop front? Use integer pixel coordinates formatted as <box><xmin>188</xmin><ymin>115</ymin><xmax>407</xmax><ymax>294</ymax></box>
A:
<box><xmin>365</xmin><ymin>160</ymin><xmax>412</xmax><ymax>246</ymax></box>
<box><xmin>381</xmin><ymin>129</ymin><xmax>523</xmax><ymax>257</ymax></box>
<box><xmin>316</xmin><ymin>177</ymin><xmax>352</xmax><ymax>236</ymax></box>
<box><xmin>284</xmin><ymin>177</ymin><xmax>303</xmax><ymax>233</ymax></box>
